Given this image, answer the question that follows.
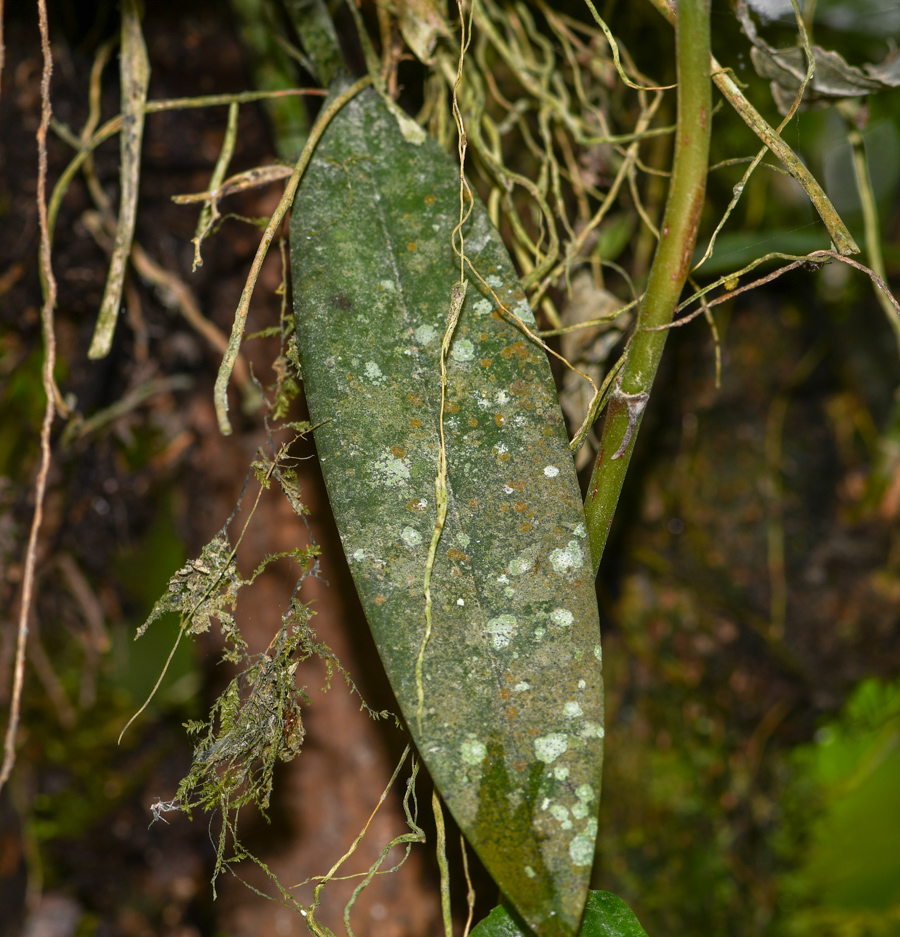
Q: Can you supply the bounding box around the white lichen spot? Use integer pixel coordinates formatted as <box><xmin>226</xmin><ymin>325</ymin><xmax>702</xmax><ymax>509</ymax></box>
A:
<box><xmin>451</xmin><ymin>338</ymin><xmax>475</xmax><ymax>362</ymax></box>
<box><xmin>541</xmin><ymin>798</ymin><xmax>551</xmax><ymax>811</ymax></box>
<box><xmin>569</xmin><ymin>818</ymin><xmax>598</xmax><ymax>866</ymax></box>
<box><xmin>578</xmin><ymin>679</ymin><xmax>587</xmax><ymax>689</ymax></box>
<box><xmin>550</xmin><ymin>804</ymin><xmax>569</xmax><ymax>823</ymax></box>
<box><xmin>576</xmin><ymin>784</ymin><xmax>595</xmax><ymax>802</ymax></box>
<box><xmin>553</xmin><ymin>765</ymin><xmax>570</xmax><ymax>781</ymax></box>
<box><xmin>534</xmin><ymin>733</ymin><xmax>568</xmax><ymax>764</ymax></box>
<box><xmin>563</xmin><ymin>701</ymin><xmax>584</xmax><ymax>719</ymax></box>
<box><xmin>496</xmin><ymin>574</ymin><xmax>509</xmax><ymax>584</ymax></box>
<box><xmin>474</xmin><ymin>298</ymin><xmax>493</xmax><ymax>316</ymax></box>
<box><xmin>475</xmin><ymin>392</ymin><xmax>492</xmax><ymax>410</ymax></box>
<box><xmin>401</xmin><ymin>526</ymin><xmax>422</xmax><ymax>547</ymax></box>
<box><xmin>543</xmin><ymin>465</ymin><xmax>560</xmax><ymax>478</ymax></box>
<box><xmin>493</xmin><ymin>443</ymin><xmax>509</xmax><ymax>456</ymax></box>
<box><xmin>485</xmin><ymin>614</ymin><xmax>518</xmax><ymax>650</ymax></box>
<box><xmin>379</xmin><ymin>279</ymin><xmax>395</xmax><ymax>291</ymax></box>
<box><xmin>550</xmin><ymin>608</ymin><xmax>574</xmax><ymax>627</ymax></box>
<box><xmin>415</xmin><ymin>324</ymin><xmax>437</xmax><ymax>345</ymax></box>
<box><xmin>457</xmin><ymin>598</ymin><xmax>465</xmax><ymax>606</ymax></box>
<box><xmin>373</xmin><ymin>452</ymin><xmax>410</xmax><ymax>487</ymax></box>
<box><xmin>549</xmin><ymin>540</ymin><xmax>585</xmax><ymax>575</ymax></box>
<box><xmin>487</xmin><ymin>275</ymin><xmax>503</xmax><ymax>289</ymax></box>
<box><xmin>456</xmin><ymin>532</ymin><xmax>470</xmax><ymax>548</ymax></box>
<box><xmin>496</xmin><ymin>390</ymin><xmax>510</xmax><ymax>405</ymax></box>
<box><xmin>513</xmin><ymin>681</ymin><xmax>530</xmax><ymax>692</ymax></box>
<box><xmin>364</xmin><ymin>361</ymin><xmax>384</xmax><ymax>383</ymax></box>
<box><xmin>460</xmin><ymin>737</ymin><xmax>486</xmax><ymax>766</ymax></box>
<box><xmin>509</xmin><ymin>547</ymin><xmax>538</xmax><ymax>576</ymax></box>
<box><xmin>524</xmin><ymin>866</ymin><xmax>536</xmax><ymax>879</ymax></box>
<box><xmin>574</xmin><ymin>522</ymin><xmax>587</xmax><ymax>538</ymax></box>
<box><xmin>593</xmin><ymin>644</ymin><xmax>603</xmax><ymax>663</ymax></box>
<box><xmin>579</xmin><ymin>721</ymin><xmax>605</xmax><ymax>740</ymax></box>
<box><xmin>352</xmin><ymin>549</ymin><xmax>368</xmax><ymax>562</ymax></box>
<box><xmin>534</xmin><ymin>627</ymin><xmax>546</xmax><ymax>642</ymax></box>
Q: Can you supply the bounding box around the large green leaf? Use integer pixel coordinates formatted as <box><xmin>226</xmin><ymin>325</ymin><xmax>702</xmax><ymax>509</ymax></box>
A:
<box><xmin>290</xmin><ymin>82</ymin><xmax>604</xmax><ymax>936</ymax></box>
<box><xmin>470</xmin><ymin>892</ymin><xmax>650</xmax><ymax>937</ymax></box>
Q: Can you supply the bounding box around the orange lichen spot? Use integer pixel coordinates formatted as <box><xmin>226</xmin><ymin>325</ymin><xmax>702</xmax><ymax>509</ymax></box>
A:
<box><xmin>506</xmin><ymin>480</ymin><xmax>526</xmax><ymax>491</ymax></box>
<box><xmin>505</xmin><ymin>707</ymin><xmax>518</xmax><ymax>720</ymax></box>
<box><xmin>512</xmin><ymin>759</ymin><xmax>527</xmax><ymax>772</ymax></box>
<box><xmin>480</xmin><ymin>358</ymin><xmax>493</xmax><ymax>368</ymax></box>
<box><xmin>514</xmin><ymin>501</ymin><xmax>527</xmax><ymax>513</ymax></box>
<box><xmin>520</xmin><ymin>522</ymin><xmax>532</xmax><ymax>532</ymax></box>
<box><xmin>407</xmin><ymin>242</ymin><xmax>417</xmax><ymax>251</ymax></box>
<box><xmin>498</xmin><ymin>452</ymin><xmax>511</xmax><ymax>462</ymax></box>
<box><xmin>542</xmin><ymin>425</ymin><xmax>554</xmax><ymax>436</ymax></box>
<box><xmin>448</xmin><ymin>402</ymin><xmax>460</xmax><ymax>414</ymax></box>
<box><xmin>447</xmin><ymin>548</ymin><xmax>470</xmax><ymax>563</ymax></box>
<box><xmin>479</xmin><ymin>332</ymin><xmax>490</xmax><ymax>342</ymax></box>
<box><xmin>494</xmin><ymin>413</ymin><xmax>506</xmax><ymax>427</ymax></box>
<box><xmin>510</xmin><ymin>379</ymin><xmax>528</xmax><ymax>395</ymax></box>
<box><xmin>528</xmin><ymin>728</ymin><xmax>540</xmax><ymax>737</ymax></box>
<box><xmin>450</xmin><ymin>567</ymin><xmax>462</xmax><ymax>577</ymax></box>
<box><xmin>374</xmin><ymin>595</ymin><xmax>386</xmax><ymax>606</ymax></box>
<box><xmin>410</xmin><ymin>418</ymin><xmax>422</xmax><ymax>428</ymax></box>
<box><xmin>523</xmin><ymin>400</ymin><xmax>535</xmax><ymax>410</ymax></box>
<box><xmin>500</xmin><ymin>688</ymin><xmax>510</xmax><ymax>700</ymax></box>
<box><xmin>500</xmin><ymin>503</ymin><xmax>510</xmax><ymax>513</ymax></box>
<box><xmin>468</xmin><ymin>498</ymin><xmax>479</xmax><ymax>509</ymax></box>
<box><xmin>391</xmin><ymin>445</ymin><xmax>407</xmax><ymax>458</ymax></box>
<box><xmin>492</xmin><ymin>311</ymin><xmax>504</xmax><ymax>321</ymax></box>
<box><xmin>501</xmin><ymin>342</ymin><xmax>529</xmax><ymax>360</ymax></box>
<box><xmin>407</xmin><ymin>392</ymin><xmax>423</xmax><ymax>406</ymax></box>
<box><xmin>468</xmin><ymin>417</ymin><xmax>478</xmax><ymax>427</ymax></box>
<box><xmin>424</xmin><ymin>193</ymin><xmax>437</xmax><ymax>206</ymax></box>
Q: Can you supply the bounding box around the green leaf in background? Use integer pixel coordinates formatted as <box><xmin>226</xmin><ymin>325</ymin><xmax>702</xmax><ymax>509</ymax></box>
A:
<box><xmin>290</xmin><ymin>83</ymin><xmax>604</xmax><ymax>936</ymax></box>
<box><xmin>470</xmin><ymin>891</ymin><xmax>650</xmax><ymax>937</ymax></box>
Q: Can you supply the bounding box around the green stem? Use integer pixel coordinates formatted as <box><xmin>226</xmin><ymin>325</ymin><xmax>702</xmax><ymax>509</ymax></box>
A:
<box><xmin>584</xmin><ymin>0</ymin><xmax>711</xmax><ymax>576</ymax></box>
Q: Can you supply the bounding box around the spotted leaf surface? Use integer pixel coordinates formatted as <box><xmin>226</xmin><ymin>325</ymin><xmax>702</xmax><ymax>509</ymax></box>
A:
<box><xmin>290</xmin><ymin>83</ymin><xmax>603</xmax><ymax>937</ymax></box>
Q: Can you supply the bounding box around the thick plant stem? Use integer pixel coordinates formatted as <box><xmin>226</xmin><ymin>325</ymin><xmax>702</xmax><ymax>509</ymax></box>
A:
<box><xmin>584</xmin><ymin>0</ymin><xmax>711</xmax><ymax>576</ymax></box>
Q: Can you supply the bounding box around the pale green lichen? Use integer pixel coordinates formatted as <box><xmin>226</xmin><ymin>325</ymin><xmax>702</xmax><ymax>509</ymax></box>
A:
<box><xmin>364</xmin><ymin>361</ymin><xmax>384</xmax><ymax>382</ymax></box>
<box><xmin>543</xmin><ymin>465</ymin><xmax>560</xmax><ymax>477</ymax></box>
<box><xmin>414</xmin><ymin>323</ymin><xmax>437</xmax><ymax>345</ymax></box>
<box><xmin>534</xmin><ymin>733</ymin><xmax>568</xmax><ymax>764</ymax></box>
<box><xmin>401</xmin><ymin>526</ymin><xmax>423</xmax><ymax>547</ymax></box>
<box><xmin>549</xmin><ymin>540</ymin><xmax>585</xmax><ymax>575</ymax></box>
<box><xmin>509</xmin><ymin>547</ymin><xmax>538</xmax><ymax>576</ymax></box>
<box><xmin>451</xmin><ymin>338</ymin><xmax>475</xmax><ymax>361</ymax></box>
<box><xmin>460</xmin><ymin>737</ymin><xmax>487</xmax><ymax>766</ymax></box>
<box><xmin>553</xmin><ymin>765</ymin><xmax>570</xmax><ymax>781</ymax></box>
<box><xmin>551</xmin><ymin>608</ymin><xmax>574</xmax><ymax>627</ymax></box>
<box><xmin>569</xmin><ymin>818</ymin><xmax>599</xmax><ymax>866</ymax></box>
<box><xmin>576</xmin><ymin>783</ymin><xmax>595</xmax><ymax>802</ymax></box>
<box><xmin>579</xmin><ymin>721</ymin><xmax>604</xmax><ymax>739</ymax></box>
<box><xmin>563</xmin><ymin>701</ymin><xmax>583</xmax><ymax>718</ymax></box>
<box><xmin>372</xmin><ymin>452</ymin><xmax>411</xmax><ymax>486</ymax></box>
<box><xmin>485</xmin><ymin>614</ymin><xmax>518</xmax><ymax>650</ymax></box>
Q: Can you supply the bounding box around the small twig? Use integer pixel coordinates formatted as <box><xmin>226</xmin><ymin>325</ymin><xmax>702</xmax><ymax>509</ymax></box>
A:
<box><xmin>214</xmin><ymin>75</ymin><xmax>372</xmax><ymax>435</ymax></box>
<box><xmin>89</xmin><ymin>0</ymin><xmax>150</xmax><ymax>359</ymax></box>
<box><xmin>0</xmin><ymin>0</ymin><xmax>57</xmax><ymax>796</ymax></box>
